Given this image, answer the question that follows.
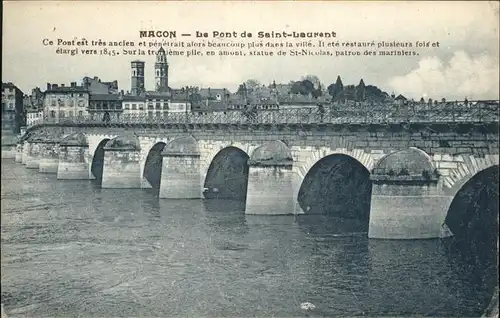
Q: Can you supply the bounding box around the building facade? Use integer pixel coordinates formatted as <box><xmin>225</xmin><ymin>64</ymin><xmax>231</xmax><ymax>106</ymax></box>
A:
<box><xmin>43</xmin><ymin>82</ymin><xmax>89</xmax><ymax>121</ymax></box>
<box><xmin>26</xmin><ymin>110</ymin><xmax>44</xmax><ymax>127</ymax></box>
<box><xmin>2</xmin><ymin>82</ymin><xmax>25</xmax><ymax>133</ymax></box>
<box><xmin>88</xmin><ymin>94</ymin><xmax>122</xmax><ymax>121</ymax></box>
<box><xmin>145</xmin><ymin>92</ymin><xmax>171</xmax><ymax>119</ymax></box>
<box><xmin>83</xmin><ymin>76</ymin><xmax>119</xmax><ymax>94</ymax></box>
<box><xmin>122</xmin><ymin>95</ymin><xmax>146</xmax><ymax>119</ymax></box>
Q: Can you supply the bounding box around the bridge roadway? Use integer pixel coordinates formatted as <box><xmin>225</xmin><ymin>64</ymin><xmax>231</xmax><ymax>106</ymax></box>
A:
<box><xmin>2</xmin><ymin>104</ymin><xmax>499</xmax><ymax>243</ymax></box>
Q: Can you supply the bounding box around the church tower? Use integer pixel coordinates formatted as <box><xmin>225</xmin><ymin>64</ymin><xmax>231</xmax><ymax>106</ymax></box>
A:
<box><xmin>155</xmin><ymin>47</ymin><xmax>169</xmax><ymax>92</ymax></box>
<box><xmin>131</xmin><ymin>60</ymin><xmax>145</xmax><ymax>95</ymax></box>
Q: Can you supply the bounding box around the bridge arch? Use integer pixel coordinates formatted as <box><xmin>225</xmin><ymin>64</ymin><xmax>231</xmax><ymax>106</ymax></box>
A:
<box><xmin>445</xmin><ymin>165</ymin><xmax>499</xmax><ymax>242</ymax></box>
<box><xmin>445</xmin><ymin>165</ymin><xmax>499</xmax><ymax>315</ymax></box>
<box><xmin>298</xmin><ymin>153</ymin><xmax>372</xmax><ymax>224</ymax></box>
<box><xmin>143</xmin><ymin>142</ymin><xmax>167</xmax><ymax>189</ymax></box>
<box><xmin>203</xmin><ymin>146</ymin><xmax>250</xmax><ymax>200</ymax></box>
<box><xmin>90</xmin><ymin>138</ymin><xmax>110</xmax><ymax>182</ymax></box>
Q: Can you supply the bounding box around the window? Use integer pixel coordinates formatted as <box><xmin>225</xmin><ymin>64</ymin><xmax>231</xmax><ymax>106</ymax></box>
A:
<box><xmin>69</xmin><ymin>100</ymin><xmax>74</xmax><ymax>107</ymax></box>
<box><xmin>139</xmin><ymin>104</ymin><xmax>144</xmax><ymax>110</ymax></box>
<box><xmin>50</xmin><ymin>111</ymin><xmax>56</xmax><ymax>118</ymax></box>
<box><xmin>163</xmin><ymin>111</ymin><xmax>168</xmax><ymax>117</ymax></box>
<box><xmin>103</xmin><ymin>102</ymin><xmax>109</xmax><ymax>110</ymax></box>
<box><xmin>51</xmin><ymin>99</ymin><xmax>56</xmax><ymax>106</ymax></box>
<box><xmin>68</xmin><ymin>111</ymin><xmax>73</xmax><ymax>117</ymax></box>
<box><xmin>78</xmin><ymin>93</ymin><xmax>84</xmax><ymax>97</ymax></box>
<box><xmin>155</xmin><ymin>111</ymin><xmax>161</xmax><ymax>118</ymax></box>
<box><xmin>60</xmin><ymin>110</ymin><xmax>65</xmax><ymax>117</ymax></box>
<box><xmin>132</xmin><ymin>104</ymin><xmax>137</xmax><ymax>110</ymax></box>
<box><xmin>148</xmin><ymin>111</ymin><xmax>153</xmax><ymax>118</ymax></box>
<box><xmin>155</xmin><ymin>102</ymin><xmax>161</xmax><ymax>109</ymax></box>
<box><xmin>124</xmin><ymin>103</ymin><xmax>130</xmax><ymax>110</ymax></box>
<box><xmin>78</xmin><ymin>111</ymin><xmax>83</xmax><ymax>117</ymax></box>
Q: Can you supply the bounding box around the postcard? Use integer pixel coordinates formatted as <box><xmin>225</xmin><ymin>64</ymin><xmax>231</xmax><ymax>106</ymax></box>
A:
<box><xmin>1</xmin><ymin>1</ymin><xmax>499</xmax><ymax>317</ymax></box>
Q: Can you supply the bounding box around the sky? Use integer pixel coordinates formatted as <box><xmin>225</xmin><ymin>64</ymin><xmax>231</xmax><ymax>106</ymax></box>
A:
<box><xmin>2</xmin><ymin>1</ymin><xmax>499</xmax><ymax>101</ymax></box>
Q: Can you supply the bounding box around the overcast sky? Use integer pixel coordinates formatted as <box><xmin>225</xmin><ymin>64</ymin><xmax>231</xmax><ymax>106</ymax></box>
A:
<box><xmin>3</xmin><ymin>1</ymin><xmax>499</xmax><ymax>100</ymax></box>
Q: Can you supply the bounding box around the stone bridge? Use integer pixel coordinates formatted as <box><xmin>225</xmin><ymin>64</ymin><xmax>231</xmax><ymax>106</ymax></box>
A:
<box><xmin>2</xmin><ymin>118</ymin><xmax>498</xmax><ymax>241</ymax></box>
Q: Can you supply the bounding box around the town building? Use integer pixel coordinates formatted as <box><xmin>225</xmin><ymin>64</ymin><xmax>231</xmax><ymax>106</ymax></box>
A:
<box><xmin>88</xmin><ymin>93</ymin><xmax>122</xmax><ymax>121</ymax></box>
<box><xmin>83</xmin><ymin>76</ymin><xmax>121</xmax><ymax>121</ymax></box>
<box><xmin>169</xmin><ymin>89</ymin><xmax>191</xmax><ymax>113</ymax></box>
<box><xmin>144</xmin><ymin>91</ymin><xmax>170</xmax><ymax>119</ymax></box>
<box><xmin>131</xmin><ymin>60</ymin><xmax>145</xmax><ymax>96</ymax></box>
<box><xmin>191</xmin><ymin>88</ymin><xmax>231</xmax><ymax>114</ymax></box>
<box><xmin>26</xmin><ymin>109</ymin><xmax>44</xmax><ymax>127</ymax></box>
<box><xmin>121</xmin><ymin>95</ymin><xmax>146</xmax><ymax>119</ymax></box>
<box><xmin>82</xmin><ymin>76</ymin><xmax>119</xmax><ymax>94</ymax></box>
<box><xmin>43</xmin><ymin>82</ymin><xmax>89</xmax><ymax>120</ymax></box>
<box><xmin>23</xmin><ymin>87</ymin><xmax>45</xmax><ymax>127</ymax></box>
<box><xmin>2</xmin><ymin>82</ymin><xmax>25</xmax><ymax>133</ymax></box>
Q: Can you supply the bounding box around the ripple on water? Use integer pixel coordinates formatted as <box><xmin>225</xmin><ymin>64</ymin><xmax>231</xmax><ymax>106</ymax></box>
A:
<box><xmin>1</xmin><ymin>159</ymin><xmax>496</xmax><ymax>317</ymax></box>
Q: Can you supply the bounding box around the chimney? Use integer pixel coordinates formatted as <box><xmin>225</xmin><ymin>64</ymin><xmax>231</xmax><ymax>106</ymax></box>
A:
<box><xmin>61</xmin><ymin>84</ymin><xmax>65</xmax><ymax>87</ymax></box>
<box><xmin>52</xmin><ymin>84</ymin><xmax>58</xmax><ymax>89</ymax></box>
<box><xmin>71</xmin><ymin>82</ymin><xmax>76</xmax><ymax>88</ymax></box>
<box><xmin>94</xmin><ymin>76</ymin><xmax>99</xmax><ymax>80</ymax></box>
<box><xmin>47</xmin><ymin>83</ymin><xmax>51</xmax><ymax>90</ymax></box>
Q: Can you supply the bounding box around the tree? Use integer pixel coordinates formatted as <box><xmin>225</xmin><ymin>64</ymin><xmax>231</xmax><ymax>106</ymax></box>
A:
<box><xmin>327</xmin><ymin>75</ymin><xmax>344</xmax><ymax>98</ymax></box>
<box><xmin>312</xmin><ymin>83</ymin><xmax>323</xmax><ymax>99</ymax></box>
<box><xmin>302</xmin><ymin>75</ymin><xmax>322</xmax><ymax>89</ymax></box>
<box><xmin>356</xmin><ymin>79</ymin><xmax>366</xmax><ymax>101</ymax></box>
<box><xmin>245</xmin><ymin>79</ymin><xmax>261</xmax><ymax>90</ymax></box>
<box><xmin>290</xmin><ymin>80</ymin><xmax>315</xmax><ymax>96</ymax></box>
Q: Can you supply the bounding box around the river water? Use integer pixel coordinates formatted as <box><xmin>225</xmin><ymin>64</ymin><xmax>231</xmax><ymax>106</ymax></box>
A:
<box><xmin>0</xmin><ymin>159</ymin><xmax>495</xmax><ymax>317</ymax></box>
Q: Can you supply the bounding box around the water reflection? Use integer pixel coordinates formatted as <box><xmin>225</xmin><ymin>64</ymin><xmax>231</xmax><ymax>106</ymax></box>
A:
<box><xmin>1</xmin><ymin>159</ymin><xmax>496</xmax><ymax>317</ymax></box>
<box><xmin>202</xmin><ymin>199</ymin><xmax>248</xmax><ymax>236</ymax></box>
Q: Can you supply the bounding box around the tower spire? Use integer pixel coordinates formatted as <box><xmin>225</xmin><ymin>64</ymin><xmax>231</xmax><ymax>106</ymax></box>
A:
<box><xmin>155</xmin><ymin>47</ymin><xmax>169</xmax><ymax>92</ymax></box>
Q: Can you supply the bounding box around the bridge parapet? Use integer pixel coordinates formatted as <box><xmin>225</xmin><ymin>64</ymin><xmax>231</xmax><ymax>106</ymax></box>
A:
<box><xmin>22</xmin><ymin>100</ymin><xmax>500</xmax><ymax>134</ymax></box>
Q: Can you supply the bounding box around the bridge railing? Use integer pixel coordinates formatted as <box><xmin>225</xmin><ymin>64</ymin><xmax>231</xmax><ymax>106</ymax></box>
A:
<box><xmin>31</xmin><ymin>101</ymin><xmax>499</xmax><ymax>127</ymax></box>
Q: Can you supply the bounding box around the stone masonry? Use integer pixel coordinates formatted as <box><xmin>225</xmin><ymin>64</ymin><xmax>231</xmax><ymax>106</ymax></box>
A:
<box><xmin>13</xmin><ymin>122</ymin><xmax>499</xmax><ymax>239</ymax></box>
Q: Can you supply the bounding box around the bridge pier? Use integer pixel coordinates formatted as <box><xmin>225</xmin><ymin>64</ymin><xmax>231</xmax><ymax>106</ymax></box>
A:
<box><xmin>1</xmin><ymin>144</ymin><xmax>16</xmax><ymax>159</ymax></box>
<box><xmin>159</xmin><ymin>153</ymin><xmax>202</xmax><ymax>199</ymax></box>
<box><xmin>25</xmin><ymin>141</ymin><xmax>41</xmax><ymax>169</ymax></box>
<box><xmin>15</xmin><ymin>143</ymin><xmax>23</xmax><ymax>163</ymax></box>
<box><xmin>159</xmin><ymin>136</ymin><xmax>202</xmax><ymax>199</ymax></box>
<box><xmin>245</xmin><ymin>164</ymin><xmax>302</xmax><ymax>215</ymax></box>
<box><xmin>101</xmin><ymin>136</ymin><xmax>142</xmax><ymax>188</ymax></box>
<box><xmin>38</xmin><ymin>141</ymin><xmax>59</xmax><ymax>173</ymax></box>
<box><xmin>369</xmin><ymin>178</ymin><xmax>453</xmax><ymax>239</ymax></box>
<box><xmin>21</xmin><ymin>142</ymin><xmax>30</xmax><ymax>165</ymax></box>
<box><xmin>57</xmin><ymin>134</ymin><xmax>90</xmax><ymax>180</ymax></box>
<box><xmin>245</xmin><ymin>141</ymin><xmax>302</xmax><ymax>215</ymax></box>
<box><xmin>368</xmin><ymin>148</ymin><xmax>453</xmax><ymax>239</ymax></box>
